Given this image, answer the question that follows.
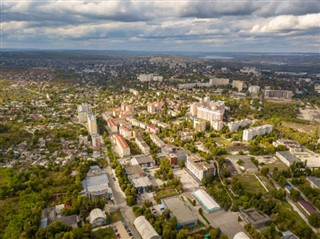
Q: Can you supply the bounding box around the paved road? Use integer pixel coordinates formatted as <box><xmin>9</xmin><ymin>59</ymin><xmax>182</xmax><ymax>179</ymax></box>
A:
<box><xmin>105</xmin><ymin>166</ymin><xmax>141</xmax><ymax>239</ymax></box>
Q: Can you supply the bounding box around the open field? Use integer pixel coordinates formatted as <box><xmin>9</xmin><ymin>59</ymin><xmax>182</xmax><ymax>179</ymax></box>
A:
<box><xmin>233</xmin><ymin>174</ymin><xmax>267</xmax><ymax>194</ymax></box>
<box><xmin>283</xmin><ymin>122</ymin><xmax>320</xmax><ymax>136</ymax></box>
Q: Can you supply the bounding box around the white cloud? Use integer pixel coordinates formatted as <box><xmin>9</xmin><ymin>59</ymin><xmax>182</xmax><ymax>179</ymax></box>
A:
<box><xmin>250</xmin><ymin>14</ymin><xmax>320</xmax><ymax>33</ymax></box>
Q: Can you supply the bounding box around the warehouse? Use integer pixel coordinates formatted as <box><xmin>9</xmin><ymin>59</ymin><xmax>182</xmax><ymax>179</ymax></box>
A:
<box><xmin>161</xmin><ymin>196</ymin><xmax>198</xmax><ymax>229</ymax></box>
<box><xmin>134</xmin><ymin>216</ymin><xmax>160</xmax><ymax>239</ymax></box>
<box><xmin>193</xmin><ymin>189</ymin><xmax>221</xmax><ymax>213</ymax></box>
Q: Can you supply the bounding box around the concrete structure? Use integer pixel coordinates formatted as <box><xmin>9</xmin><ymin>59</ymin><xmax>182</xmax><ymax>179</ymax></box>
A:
<box><xmin>233</xmin><ymin>232</ymin><xmax>250</xmax><ymax>239</ymax></box>
<box><xmin>81</xmin><ymin>165</ymin><xmax>113</xmax><ymax>200</ymax></box>
<box><xmin>132</xmin><ymin>177</ymin><xmax>153</xmax><ymax>192</ymax></box>
<box><xmin>307</xmin><ymin>176</ymin><xmax>320</xmax><ymax>189</ymax></box>
<box><xmin>147</xmin><ymin>102</ymin><xmax>163</xmax><ymax>114</ymax></box>
<box><xmin>248</xmin><ymin>85</ymin><xmax>260</xmax><ymax>96</ymax></box>
<box><xmin>57</xmin><ymin>215</ymin><xmax>78</xmax><ymax>228</ymax></box>
<box><xmin>228</xmin><ymin>119</ymin><xmax>252</xmax><ymax>132</ymax></box>
<box><xmin>280</xmin><ymin>231</ymin><xmax>299</xmax><ymax>239</ymax></box>
<box><xmin>211</xmin><ymin>120</ymin><xmax>224</xmax><ymax>131</ymax></box>
<box><xmin>209</xmin><ymin>77</ymin><xmax>230</xmax><ymax>86</ymax></box>
<box><xmin>119</xmin><ymin>126</ymin><xmax>132</xmax><ymax>139</ymax></box>
<box><xmin>276</xmin><ymin>151</ymin><xmax>300</xmax><ymax>167</ymax></box>
<box><xmin>161</xmin><ymin>145</ymin><xmax>191</xmax><ymax>164</ymax></box>
<box><xmin>91</xmin><ymin>133</ymin><xmax>102</xmax><ymax>149</ymax></box>
<box><xmin>131</xmin><ymin>155</ymin><xmax>154</xmax><ymax>168</ymax></box>
<box><xmin>292</xmin><ymin>151</ymin><xmax>320</xmax><ymax>168</ymax></box>
<box><xmin>264</xmin><ymin>90</ymin><xmax>294</xmax><ymax>100</ymax></box>
<box><xmin>89</xmin><ymin>208</ymin><xmax>106</xmax><ymax>227</ymax></box>
<box><xmin>134</xmin><ymin>216</ymin><xmax>160</xmax><ymax>239</ymax></box>
<box><xmin>77</xmin><ymin>103</ymin><xmax>91</xmax><ymax>123</ymax></box>
<box><xmin>232</xmin><ymin>80</ymin><xmax>244</xmax><ymax>92</ymax></box>
<box><xmin>113</xmin><ymin>134</ymin><xmax>130</xmax><ymax>157</ymax></box>
<box><xmin>273</xmin><ymin>139</ymin><xmax>304</xmax><ymax>152</ymax></box>
<box><xmin>193</xmin><ymin>189</ymin><xmax>220</xmax><ymax>213</ymax></box>
<box><xmin>150</xmin><ymin>134</ymin><xmax>166</xmax><ymax>147</ymax></box>
<box><xmin>147</xmin><ymin>125</ymin><xmax>160</xmax><ymax>134</ymax></box>
<box><xmin>107</xmin><ymin>118</ymin><xmax>118</xmax><ymax>133</ymax></box>
<box><xmin>194</xmin><ymin>119</ymin><xmax>206</xmax><ymax>132</ymax></box>
<box><xmin>161</xmin><ymin>196</ymin><xmax>198</xmax><ymax>229</ymax></box>
<box><xmin>138</xmin><ymin>74</ymin><xmax>163</xmax><ymax>82</ymax></box>
<box><xmin>129</xmin><ymin>88</ymin><xmax>139</xmax><ymax>96</ymax></box>
<box><xmin>186</xmin><ymin>154</ymin><xmax>215</xmax><ymax>181</ymax></box>
<box><xmin>243</xmin><ymin>124</ymin><xmax>273</xmax><ymax>141</ymax></box>
<box><xmin>135</xmin><ymin>136</ymin><xmax>150</xmax><ymax>154</ymax></box>
<box><xmin>87</xmin><ymin>114</ymin><xmax>98</xmax><ymax>135</ymax></box>
<box><xmin>240</xmin><ymin>208</ymin><xmax>271</xmax><ymax>229</ymax></box>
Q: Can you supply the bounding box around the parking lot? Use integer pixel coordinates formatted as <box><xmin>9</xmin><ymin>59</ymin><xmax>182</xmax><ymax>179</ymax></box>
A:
<box><xmin>173</xmin><ymin>168</ymin><xmax>199</xmax><ymax>191</ymax></box>
<box><xmin>112</xmin><ymin>221</ymin><xmax>134</xmax><ymax>239</ymax></box>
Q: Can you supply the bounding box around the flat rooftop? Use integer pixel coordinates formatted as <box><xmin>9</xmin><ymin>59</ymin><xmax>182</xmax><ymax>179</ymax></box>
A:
<box><xmin>162</xmin><ymin>196</ymin><xmax>197</xmax><ymax>225</ymax></box>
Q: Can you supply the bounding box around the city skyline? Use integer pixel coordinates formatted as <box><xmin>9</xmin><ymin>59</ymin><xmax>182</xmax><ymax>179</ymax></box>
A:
<box><xmin>2</xmin><ymin>0</ymin><xmax>320</xmax><ymax>52</ymax></box>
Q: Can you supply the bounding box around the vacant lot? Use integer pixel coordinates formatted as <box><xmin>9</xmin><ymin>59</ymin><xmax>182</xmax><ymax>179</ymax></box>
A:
<box><xmin>173</xmin><ymin>168</ymin><xmax>199</xmax><ymax>191</ymax></box>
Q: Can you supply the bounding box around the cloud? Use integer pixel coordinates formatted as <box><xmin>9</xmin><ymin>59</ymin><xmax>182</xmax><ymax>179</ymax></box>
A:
<box><xmin>1</xmin><ymin>0</ymin><xmax>319</xmax><ymax>52</ymax></box>
<box><xmin>250</xmin><ymin>13</ymin><xmax>320</xmax><ymax>33</ymax></box>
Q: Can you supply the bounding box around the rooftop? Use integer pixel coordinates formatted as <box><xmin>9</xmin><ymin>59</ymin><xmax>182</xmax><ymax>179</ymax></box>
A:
<box><xmin>162</xmin><ymin>196</ymin><xmax>197</xmax><ymax>225</ymax></box>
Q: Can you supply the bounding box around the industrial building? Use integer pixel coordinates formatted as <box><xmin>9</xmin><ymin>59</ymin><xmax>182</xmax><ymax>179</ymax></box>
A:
<box><xmin>81</xmin><ymin>165</ymin><xmax>113</xmax><ymax>200</ymax></box>
<box><xmin>193</xmin><ymin>189</ymin><xmax>220</xmax><ymax>213</ymax></box>
<box><xmin>134</xmin><ymin>216</ymin><xmax>160</xmax><ymax>239</ymax></box>
<box><xmin>161</xmin><ymin>196</ymin><xmax>198</xmax><ymax>229</ymax></box>
<box><xmin>276</xmin><ymin>151</ymin><xmax>300</xmax><ymax>167</ymax></box>
<box><xmin>240</xmin><ymin>208</ymin><xmax>271</xmax><ymax>229</ymax></box>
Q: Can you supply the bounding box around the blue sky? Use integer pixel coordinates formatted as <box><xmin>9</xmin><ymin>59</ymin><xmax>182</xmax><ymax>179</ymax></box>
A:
<box><xmin>1</xmin><ymin>0</ymin><xmax>320</xmax><ymax>52</ymax></box>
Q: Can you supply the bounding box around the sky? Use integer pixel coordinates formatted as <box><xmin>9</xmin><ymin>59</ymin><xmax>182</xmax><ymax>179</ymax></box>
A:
<box><xmin>1</xmin><ymin>0</ymin><xmax>320</xmax><ymax>52</ymax></box>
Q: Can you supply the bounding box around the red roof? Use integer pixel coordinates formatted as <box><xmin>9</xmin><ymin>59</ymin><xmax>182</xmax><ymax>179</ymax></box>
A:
<box><xmin>114</xmin><ymin>134</ymin><xmax>129</xmax><ymax>148</ymax></box>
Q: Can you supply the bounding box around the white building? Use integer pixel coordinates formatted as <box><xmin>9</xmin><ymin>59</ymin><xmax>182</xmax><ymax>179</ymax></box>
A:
<box><xmin>209</xmin><ymin>77</ymin><xmax>229</xmax><ymax>86</ymax></box>
<box><xmin>194</xmin><ymin>119</ymin><xmax>206</xmax><ymax>132</ymax></box>
<box><xmin>134</xmin><ymin>216</ymin><xmax>160</xmax><ymax>239</ymax></box>
<box><xmin>113</xmin><ymin>134</ymin><xmax>130</xmax><ymax>157</ymax></box>
<box><xmin>243</xmin><ymin>124</ymin><xmax>273</xmax><ymax>141</ymax></box>
<box><xmin>77</xmin><ymin>103</ymin><xmax>91</xmax><ymax>123</ymax></box>
<box><xmin>248</xmin><ymin>85</ymin><xmax>260</xmax><ymax>96</ymax></box>
<box><xmin>91</xmin><ymin>134</ymin><xmax>102</xmax><ymax>149</ymax></box>
<box><xmin>89</xmin><ymin>208</ymin><xmax>106</xmax><ymax>227</ymax></box>
<box><xmin>87</xmin><ymin>114</ymin><xmax>98</xmax><ymax>135</ymax></box>
<box><xmin>135</xmin><ymin>136</ymin><xmax>150</xmax><ymax>154</ymax></box>
<box><xmin>119</xmin><ymin>126</ymin><xmax>132</xmax><ymax>139</ymax></box>
<box><xmin>228</xmin><ymin>119</ymin><xmax>252</xmax><ymax>132</ymax></box>
<box><xmin>186</xmin><ymin>154</ymin><xmax>215</xmax><ymax>181</ymax></box>
<box><xmin>211</xmin><ymin>120</ymin><xmax>224</xmax><ymax>131</ymax></box>
<box><xmin>232</xmin><ymin>80</ymin><xmax>244</xmax><ymax>92</ymax></box>
<box><xmin>150</xmin><ymin>134</ymin><xmax>166</xmax><ymax>147</ymax></box>
<box><xmin>129</xmin><ymin>88</ymin><xmax>139</xmax><ymax>96</ymax></box>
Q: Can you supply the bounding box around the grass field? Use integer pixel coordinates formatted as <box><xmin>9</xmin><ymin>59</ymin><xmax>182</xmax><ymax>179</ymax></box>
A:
<box><xmin>283</xmin><ymin>122</ymin><xmax>320</xmax><ymax>136</ymax></box>
<box><xmin>234</xmin><ymin>174</ymin><xmax>266</xmax><ymax>194</ymax></box>
<box><xmin>156</xmin><ymin>188</ymin><xmax>178</xmax><ymax>200</ymax></box>
<box><xmin>110</xmin><ymin>210</ymin><xmax>123</xmax><ymax>223</ymax></box>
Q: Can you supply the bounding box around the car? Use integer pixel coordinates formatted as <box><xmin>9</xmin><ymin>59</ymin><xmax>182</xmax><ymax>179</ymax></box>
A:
<box><xmin>128</xmin><ymin>232</ymin><xmax>133</xmax><ymax>236</ymax></box>
<box><xmin>116</xmin><ymin>233</ymin><xmax>121</xmax><ymax>238</ymax></box>
<box><xmin>113</xmin><ymin>177</ymin><xmax>116</xmax><ymax>181</ymax></box>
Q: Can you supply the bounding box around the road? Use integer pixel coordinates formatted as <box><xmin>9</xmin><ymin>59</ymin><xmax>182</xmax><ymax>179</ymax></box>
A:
<box><xmin>105</xmin><ymin>166</ymin><xmax>141</xmax><ymax>239</ymax></box>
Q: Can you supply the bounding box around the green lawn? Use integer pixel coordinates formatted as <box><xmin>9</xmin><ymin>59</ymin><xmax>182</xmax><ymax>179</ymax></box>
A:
<box><xmin>156</xmin><ymin>188</ymin><xmax>178</xmax><ymax>200</ymax></box>
<box><xmin>234</xmin><ymin>174</ymin><xmax>266</xmax><ymax>194</ymax></box>
<box><xmin>110</xmin><ymin>210</ymin><xmax>123</xmax><ymax>223</ymax></box>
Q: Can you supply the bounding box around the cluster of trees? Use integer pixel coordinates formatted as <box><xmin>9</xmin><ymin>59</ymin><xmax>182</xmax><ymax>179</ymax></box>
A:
<box><xmin>0</xmin><ymin>165</ymin><xmax>83</xmax><ymax>239</ymax></box>
<box><xmin>103</xmin><ymin>134</ymin><xmax>137</xmax><ymax>206</ymax></box>
<box><xmin>155</xmin><ymin>159</ymin><xmax>174</xmax><ymax>180</ymax></box>
<box><xmin>244</xmin><ymin>223</ymin><xmax>282</xmax><ymax>239</ymax></box>
<box><xmin>202</xmin><ymin>175</ymin><xmax>232</xmax><ymax>211</ymax></box>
